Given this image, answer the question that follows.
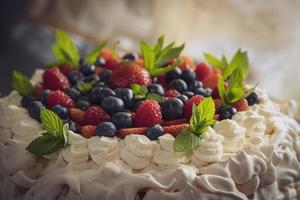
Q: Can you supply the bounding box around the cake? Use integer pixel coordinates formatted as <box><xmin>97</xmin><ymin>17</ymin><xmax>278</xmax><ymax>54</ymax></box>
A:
<box><xmin>1</xmin><ymin>30</ymin><xmax>300</xmax><ymax>200</ymax></box>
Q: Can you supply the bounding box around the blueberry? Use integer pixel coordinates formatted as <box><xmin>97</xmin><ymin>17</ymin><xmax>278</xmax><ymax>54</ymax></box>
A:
<box><xmin>67</xmin><ymin>120</ymin><xmax>78</xmax><ymax>133</ymax></box>
<box><xmin>28</xmin><ymin>101</ymin><xmax>45</xmax><ymax>121</ymax></box>
<box><xmin>21</xmin><ymin>96</ymin><xmax>35</xmax><ymax>108</ymax></box>
<box><xmin>194</xmin><ymin>87</ymin><xmax>212</xmax><ymax>97</ymax></box>
<box><xmin>96</xmin><ymin>122</ymin><xmax>117</xmax><ymax>137</ymax></box>
<box><xmin>132</xmin><ymin>100</ymin><xmax>143</xmax><ymax>111</ymax></box>
<box><xmin>75</xmin><ymin>100</ymin><xmax>91</xmax><ymax>111</ymax></box>
<box><xmin>182</xmin><ymin>91</ymin><xmax>194</xmax><ymax>98</ymax></box>
<box><xmin>146</xmin><ymin>124</ymin><xmax>164</xmax><ymax>140</ymax></box>
<box><xmin>67</xmin><ymin>71</ymin><xmax>84</xmax><ymax>85</ymax></box>
<box><xmin>99</xmin><ymin>70</ymin><xmax>112</xmax><ymax>84</ymax></box>
<box><xmin>176</xmin><ymin>95</ymin><xmax>189</xmax><ymax>103</ymax></box>
<box><xmin>90</xmin><ymin>87</ymin><xmax>116</xmax><ymax>104</ymax></box>
<box><xmin>79</xmin><ymin>64</ymin><xmax>96</xmax><ymax>76</ymax></box>
<box><xmin>166</xmin><ymin>67</ymin><xmax>182</xmax><ymax>81</ymax></box>
<box><xmin>181</xmin><ymin>69</ymin><xmax>196</xmax><ymax>83</ymax></box>
<box><xmin>112</xmin><ymin>112</ymin><xmax>132</xmax><ymax>129</ymax></box>
<box><xmin>39</xmin><ymin>89</ymin><xmax>50</xmax><ymax>103</ymax></box>
<box><xmin>161</xmin><ymin>98</ymin><xmax>184</xmax><ymax>120</ymax></box>
<box><xmin>246</xmin><ymin>92</ymin><xmax>259</xmax><ymax>106</ymax></box>
<box><xmin>83</xmin><ymin>74</ymin><xmax>99</xmax><ymax>82</ymax></box>
<box><xmin>101</xmin><ymin>96</ymin><xmax>124</xmax><ymax>115</ymax></box>
<box><xmin>94</xmin><ymin>57</ymin><xmax>106</xmax><ymax>66</ymax></box>
<box><xmin>52</xmin><ymin>105</ymin><xmax>68</xmax><ymax>119</ymax></box>
<box><xmin>152</xmin><ymin>77</ymin><xmax>158</xmax><ymax>83</ymax></box>
<box><xmin>147</xmin><ymin>84</ymin><xmax>165</xmax><ymax>96</ymax></box>
<box><xmin>66</xmin><ymin>88</ymin><xmax>81</xmax><ymax>101</ymax></box>
<box><xmin>115</xmin><ymin>88</ymin><xmax>133</xmax><ymax>108</ymax></box>
<box><xmin>94</xmin><ymin>81</ymin><xmax>107</xmax><ymax>88</ymax></box>
<box><xmin>169</xmin><ymin>79</ymin><xmax>187</xmax><ymax>93</ymax></box>
<box><xmin>187</xmin><ymin>80</ymin><xmax>203</xmax><ymax>91</ymax></box>
<box><xmin>122</xmin><ymin>53</ymin><xmax>137</xmax><ymax>61</ymax></box>
<box><xmin>219</xmin><ymin>105</ymin><xmax>237</xmax><ymax>120</ymax></box>
<box><xmin>77</xmin><ymin>95</ymin><xmax>90</xmax><ymax>102</ymax></box>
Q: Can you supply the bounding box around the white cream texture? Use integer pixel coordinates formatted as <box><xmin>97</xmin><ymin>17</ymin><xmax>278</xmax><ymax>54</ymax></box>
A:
<box><xmin>1</xmin><ymin>85</ymin><xmax>300</xmax><ymax>199</ymax></box>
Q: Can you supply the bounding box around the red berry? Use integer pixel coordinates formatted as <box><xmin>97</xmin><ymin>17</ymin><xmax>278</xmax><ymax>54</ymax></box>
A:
<box><xmin>81</xmin><ymin>125</ymin><xmax>96</xmax><ymax>138</ymax></box>
<box><xmin>33</xmin><ymin>83</ymin><xmax>44</xmax><ymax>97</ymax></box>
<box><xmin>117</xmin><ymin>127</ymin><xmax>147</xmax><ymax>139</ymax></box>
<box><xmin>163</xmin><ymin>123</ymin><xmax>190</xmax><ymax>137</ymax></box>
<box><xmin>43</xmin><ymin>68</ymin><xmax>70</xmax><ymax>91</ymax></box>
<box><xmin>214</xmin><ymin>114</ymin><xmax>220</xmax><ymax>121</ymax></box>
<box><xmin>161</xmin><ymin>119</ymin><xmax>187</xmax><ymax>126</ymax></box>
<box><xmin>195</xmin><ymin>63</ymin><xmax>213</xmax><ymax>81</ymax></box>
<box><xmin>165</xmin><ymin>89</ymin><xmax>180</xmax><ymax>98</ymax></box>
<box><xmin>202</xmin><ymin>74</ymin><xmax>221</xmax><ymax>90</ymax></box>
<box><xmin>157</xmin><ymin>74</ymin><xmax>168</xmax><ymax>88</ymax></box>
<box><xmin>233</xmin><ymin>99</ymin><xmax>248</xmax><ymax>112</ymax></box>
<box><xmin>110</xmin><ymin>61</ymin><xmax>151</xmax><ymax>88</ymax></box>
<box><xmin>213</xmin><ymin>98</ymin><xmax>223</xmax><ymax>112</ymax></box>
<box><xmin>84</xmin><ymin>106</ymin><xmax>111</xmax><ymax>126</ymax></box>
<box><xmin>183</xmin><ymin>95</ymin><xmax>205</xmax><ymax>120</ymax></box>
<box><xmin>134</xmin><ymin>100</ymin><xmax>162</xmax><ymax>127</ymax></box>
<box><xmin>47</xmin><ymin>90</ymin><xmax>74</xmax><ymax>109</ymax></box>
<box><xmin>104</xmin><ymin>58</ymin><xmax>118</xmax><ymax>71</ymax></box>
<box><xmin>59</xmin><ymin>64</ymin><xmax>73</xmax><ymax>76</ymax></box>
<box><xmin>69</xmin><ymin>108</ymin><xmax>86</xmax><ymax>126</ymax></box>
<box><xmin>212</xmin><ymin>87</ymin><xmax>220</xmax><ymax>99</ymax></box>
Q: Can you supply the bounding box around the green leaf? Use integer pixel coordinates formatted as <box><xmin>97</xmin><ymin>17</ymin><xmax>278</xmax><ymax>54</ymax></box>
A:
<box><xmin>204</xmin><ymin>53</ymin><xmax>223</xmax><ymax>69</ymax></box>
<box><xmin>141</xmin><ymin>41</ymin><xmax>155</xmax><ymax>72</ymax></box>
<box><xmin>150</xmin><ymin>64</ymin><xmax>176</xmax><ymax>76</ymax></box>
<box><xmin>11</xmin><ymin>70</ymin><xmax>34</xmax><ymax>97</ymax></box>
<box><xmin>26</xmin><ymin>133</ymin><xmax>64</xmax><ymax>156</ymax></box>
<box><xmin>51</xmin><ymin>30</ymin><xmax>80</xmax><ymax>68</ymax></box>
<box><xmin>77</xmin><ymin>81</ymin><xmax>94</xmax><ymax>94</ymax></box>
<box><xmin>173</xmin><ymin>130</ymin><xmax>201</xmax><ymax>152</ymax></box>
<box><xmin>86</xmin><ymin>41</ymin><xmax>107</xmax><ymax>64</ymax></box>
<box><xmin>63</xmin><ymin>123</ymin><xmax>69</xmax><ymax>147</ymax></box>
<box><xmin>131</xmin><ymin>84</ymin><xmax>148</xmax><ymax>99</ymax></box>
<box><xmin>146</xmin><ymin>93</ymin><xmax>165</xmax><ymax>103</ymax></box>
<box><xmin>155</xmin><ymin>44</ymin><xmax>184</xmax><ymax>67</ymax></box>
<box><xmin>152</xmin><ymin>35</ymin><xmax>164</xmax><ymax>55</ymax></box>
<box><xmin>112</xmin><ymin>41</ymin><xmax>120</xmax><ymax>59</ymax></box>
<box><xmin>217</xmin><ymin>77</ymin><xmax>226</xmax><ymax>104</ymax></box>
<box><xmin>40</xmin><ymin>109</ymin><xmax>64</xmax><ymax>136</ymax></box>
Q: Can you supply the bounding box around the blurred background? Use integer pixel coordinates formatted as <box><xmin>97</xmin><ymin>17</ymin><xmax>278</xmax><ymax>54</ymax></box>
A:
<box><xmin>1</xmin><ymin>0</ymin><xmax>300</xmax><ymax>102</ymax></box>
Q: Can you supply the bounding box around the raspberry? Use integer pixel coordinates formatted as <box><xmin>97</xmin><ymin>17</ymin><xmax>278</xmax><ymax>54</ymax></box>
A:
<box><xmin>134</xmin><ymin>100</ymin><xmax>162</xmax><ymax>127</ymax></box>
<box><xmin>69</xmin><ymin>108</ymin><xmax>85</xmax><ymax>126</ymax></box>
<box><xmin>80</xmin><ymin>125</ymin><xmax>96</xmax><ymax>138</ymax></box>
<box><xmin>59</xmin><ymin>64</ymin><xmax>73</xmax><ymax>76</ymax></box>
<box><xmin>47</xmin><ymin>90</ymin><xmax>74</xmax><ymax>109</ymax></box>
<box><xmin>43</xmin><ymin>68</ymin><xmax>70</xmax><ymax>91</ymax></box>
<box><xmin>233</xmin><ymin>99</ymin><xmax>248</xmax><ymax>112</ymax></box>
<box><xmin>165</xmin><ymin>89</ymin><xmax>180</xmax><ymax>98</ymax></box>
<box><xmin>183</xmin><ymin>95</ymin><xmax>205</xmax><ymax>120</ymax></box>
<box><xmin>84</xmin><ymin>106</ymin><xmax>111</xmax><ymax>126</ymax></box>
<box><xmin>195</xmin><ymin>63</ymin><xmax>213</xmax><ymax>81</ymax></box>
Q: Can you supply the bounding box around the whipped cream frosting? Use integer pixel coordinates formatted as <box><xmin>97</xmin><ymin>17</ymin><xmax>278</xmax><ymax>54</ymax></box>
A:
<box><xmin>1</xmin><ymin>83</ymin><xmax>300</xmax><ymax>200</ymax></box>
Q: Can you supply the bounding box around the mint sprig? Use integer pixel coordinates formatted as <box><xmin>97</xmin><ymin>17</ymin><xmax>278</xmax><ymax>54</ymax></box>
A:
<box><xmin>140</xmin><ymin>35</ymin><xmax>184</xmax><ymax>76</ymax></box>
<box><xmin>11</xmin><ymin>70</ymin><xmax>34</xmax><ymax>97</ymax></box>
<box><xmin>204</xmin><ymin>49</ymin><xmax>249</xmax><ymax>80</ymax></box>
<box><xmin>77</xmin><ymin>81</ymin><xmax>95</xmax><ymax>94</ymax></box>
<box><xmin>131</xmin><ymin>84</ymin><xmax>165</xmax><ymax>103</ymax></box>
<box><xmin>51</xmin><ymin>30</ymin><xmax>80</xmax><ymax>68</ymax></box>
<box><xmin>173</xmin><ymin>97</ymin><xmax>216</xmax><ymax>152</ymax></box>
<box><xmin>86</xmin><ymin>41</ymin><xmax>107</xmax><ymax>64</ymax></box>
<box><xmin>26</xmin><ymin>109</ymin><xmax>69</xmax><ymax>156</ymax></box>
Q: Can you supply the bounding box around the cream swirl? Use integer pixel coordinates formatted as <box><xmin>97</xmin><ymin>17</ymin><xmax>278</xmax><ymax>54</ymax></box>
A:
<box><xmin>214</xmin><ymin>119</ymin><xmax>246</xmax><ymax>153</ymax></box>
<box><xmin>62</xmin><ymin>131</ymin><xmax>89</xmax><ymax>164</ymax></box>
<box><xmin>88</xmin><ymin>136</ymin><xmax>119</xmax><ymax>166</ymax></box>
<box><xmin>153</xmin><ymin>134</ymin><xmax>190</xmax><ymax>166</ymax></box>
<box><xmin>120</xmin><ymin>135</ymin><xmax>157</xmax><ymax>170</ymax></box>
<box><xmin>192</xmin><ymin>127</ymin><xmax>224</xmax><ymax>167</ymax></box>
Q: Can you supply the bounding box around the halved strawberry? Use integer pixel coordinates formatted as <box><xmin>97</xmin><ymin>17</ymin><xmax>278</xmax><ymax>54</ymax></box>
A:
<box><xmin>163</xmin><ymin>123</ymin><xmax>190</xmax><ymax>137</ymax></box>
<box><xmin>179</xmin><ymin>55</ymin><xmax>196</xmax><ymax>71</ymax></box>
<box><xmin>69</xmin><ymin>108</ymin><xmax>86</xmax><ymax>126</ymax></box>
<box><xmin>80</xmin><ymin>125</ymin><xmax>96</xmax><ymax>138</ymax></box>
<box><xmin>202</xmin><ymin>74</ymin><xmax>222</xmax><ymax>90</ymax></box>
<box><xmin>117</xmin><ymin>127</ymin><xmax>147</xmax><ymax>139</ymax></box>
<box><xmin>233</xmin><ymin>99</ymin><xmax>248</xmax><ymax>112</ymax></box>
<box><xmin>161</xmin><ymin>119</ymin><xmax>187</xmax><ymax>126</ymax></box>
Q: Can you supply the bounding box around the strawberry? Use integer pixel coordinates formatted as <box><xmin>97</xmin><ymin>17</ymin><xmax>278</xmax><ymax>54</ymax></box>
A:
<box><xmin>69</xmin><ymin>108</ymin><xmax>86</xmax><ymax>126</ymax></box>
<box><xmin>117</xmin><ymin>127</ymin><xmax>147</xmax><ymax>139</ymax></box>
<box><xmin>161</xmin><ymin>119</ymin><xmax>187</xmax><ymax>126</ymax></box>
<box><xmin>183</xmin><ymin>95</ymin><xmax>205</xmax><ymax>120</ymax></box>
<box><xmin>213</xmin><ymin>98</ymin><xmax>223</xmax><ymax>112</ymax></box>
<box><xmin>104</xmin><ymin>58</ymin><xmax>118</xmax><ymax>71</ymax></box>
<box><xmin>163</xmin><ymin>123</ymin><xmax>190</xmax><ymax>137</ymax></box>
<box><xmin>179</xmin><ymin>55</ymin><xmax>196</xmax><ymax>71</ymax></box>
<box><xmin>84</xmin><ymin>106</ymin><xmax>111</xmax><ymax>126</ymax></box>
<box><xmin>233</xmin><ymin>99</ymin><xmax>248</xmax><ymax>112</ymax></box>
<box><xmin>195</xmin><ymin>63</ymin><xmax>213</xmax><ymax>81</ymax></box>
<box><xmin>202</xmin><ymin>74</ymin><xmax>222</xmax><ymax>90</ymax></box>
<box><xmin>165</xmin><ymin>89</ymin><xmax>180</xmax><ymax>98</ymax></box>
<box><xmin>100</xmin><ymin>48</ymin><xmax>114</xmax><ymax>60</ymax></box>
<box><xmin>80</xmin><ymin>125</ymin><xmax>96</xmax><ymax>138</ymax></box>
<box><xmin>134</xmin><ymin>100</ymin><xmax>162</xmax><ymax>127</ymax></box>
<box><xmin>43</xmin><ymin>68</ymin><xmax>70</xmax><ymax>91</ymax></box>
<box><xmin>110</xmin><ymin>61</ymin><xmax>151</xmax><ymax>88</ymax></box>
<box><xmin>59</xmin><ymin>64</ymin><xmax>73</xmax><ymax>76</ymax></box>
<box><xmin>47</xmin><ymin>90</ymin><xmax>75</xmax><ymax>109</ymax></box>
<box><xmin>33</xmin><ymin>83</ymin><xmax>44</xmax><ymax>97</ymax></box>
<box><xmin>135</xmin><ymin>58</ymin><xmax>144</xmax><ymax>67</ymax></box>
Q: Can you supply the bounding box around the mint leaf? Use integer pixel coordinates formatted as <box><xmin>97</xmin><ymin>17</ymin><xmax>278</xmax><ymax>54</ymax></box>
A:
<box><xmin>131</xmin><ymin>84</ymin><xmax>148</xmax><ymax>99</ymax></box>
<box><xmin>11</xmin><ymin>70</ymin><xmax>34</xmax><ymax>97</ymax></box>
<box><xmin>77</xmin><ymin>81</ymin><xmax>94</xmax><ymax>94</ymax></box>
<box><xmin>63</xmin><ymin>123</ymin><xmax>69</xmax><ymax>147</ymax></box>
<box><xmin>86</xmin><ymin>41</ymin><xmax>107</xmax><ymax>64</ymax></box>
<box><xmin>26</xmin><ymin>133</ymin><xmax>64</xmax><ymax>156</ymax></box>
<box><xmin>40</xmin><ymin>109</ymin><xmax>64</xmax><ymax>136</ymax></box>
<box><xmin>217</xmin><ymin>77</ymin><xmax>226</xmax><ymax>104</ymax></box>
<box><xmin>51</xmin><ymin>30</ymin><xmax>80</xmax><ymax>68</ymax></box>
<box><xmin>112</xmin><ymin>41</ymin><xmax>120</xmax><ymax>59</ymax></box>
<box><xmin>203</xmin><ymin>53</ymin><xmax>224</xmax><ymax>70</ymax></box>
<box><xmin>141</xmin><ymin>41</ymin><xmax>155</xmax><ymax>72</ymax></box>
<box><xmin>146</xmin><ymin>93</ymin><xmax>165</xmax><ymax>103</ymax></box>
<box><xmin>155</xmin><ymin>44</ymin><xmax>184</xmax><ymax>67</ymax></box>
<box><xmin>173</xmin><ymin>129</ymin><xmax>201</xmax><ymax>152</ymax></box>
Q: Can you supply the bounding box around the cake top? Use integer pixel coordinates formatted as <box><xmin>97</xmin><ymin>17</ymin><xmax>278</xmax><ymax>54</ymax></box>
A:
<box><xmin>11</xmin><ymin>30</ymin><xmax>259</xmax><ymax>157</ymax></box>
